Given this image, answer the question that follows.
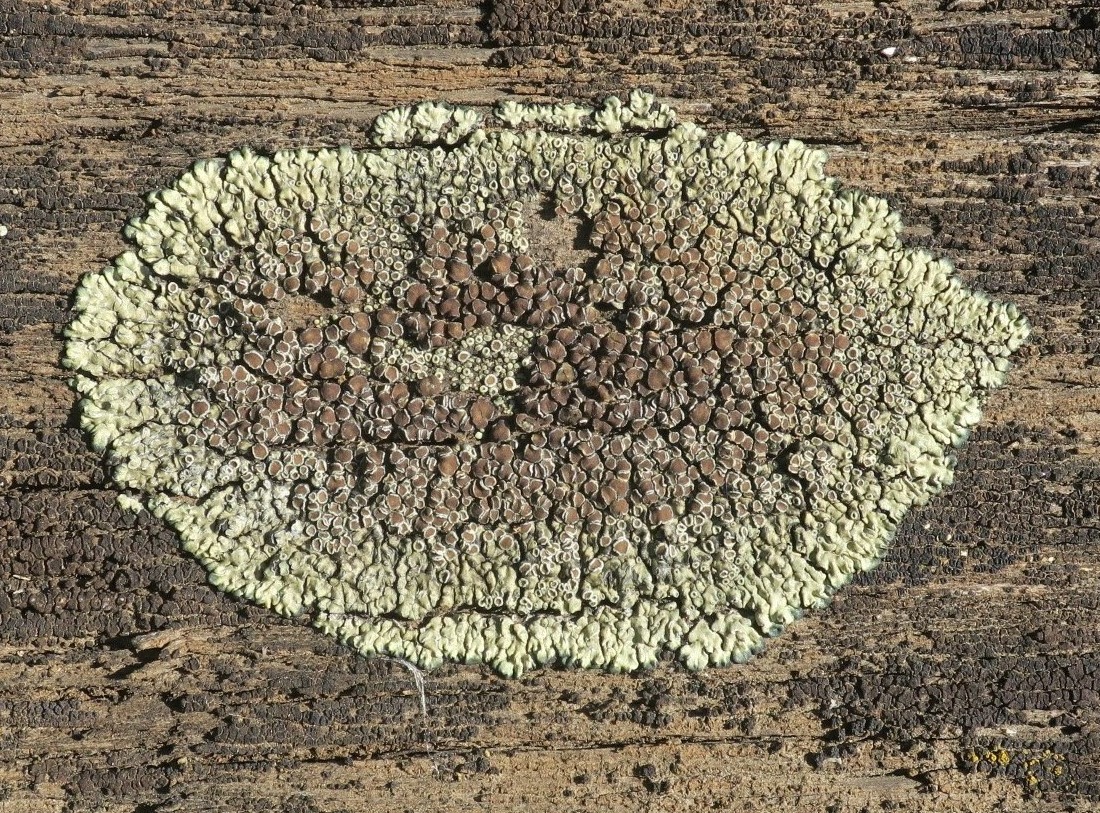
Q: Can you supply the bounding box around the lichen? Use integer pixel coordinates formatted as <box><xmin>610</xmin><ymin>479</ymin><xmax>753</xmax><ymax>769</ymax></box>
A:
<box><xmin>65</xmin><ymin>92</ymin><xmax>1030</xmax><ymax>677</ymax></box>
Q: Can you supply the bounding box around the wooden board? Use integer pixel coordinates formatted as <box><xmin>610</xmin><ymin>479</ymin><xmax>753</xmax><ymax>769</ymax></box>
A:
<box><xmin>1</xmin><ymin>1</ymin><xmax>1098</xmax><ymax>810</ymax></box>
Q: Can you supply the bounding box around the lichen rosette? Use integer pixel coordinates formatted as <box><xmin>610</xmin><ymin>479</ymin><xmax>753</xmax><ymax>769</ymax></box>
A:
<box><xmin>65</xmin><ymin>92</ymin><xmax>1029</xmax><ymax>676</ymax></box>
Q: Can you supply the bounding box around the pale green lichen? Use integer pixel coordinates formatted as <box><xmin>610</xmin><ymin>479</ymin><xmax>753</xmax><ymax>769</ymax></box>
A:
<box><xmin>65</xmin><ymin>92</ymin><xmax>1029</xmax><ymax>677</ymax></box>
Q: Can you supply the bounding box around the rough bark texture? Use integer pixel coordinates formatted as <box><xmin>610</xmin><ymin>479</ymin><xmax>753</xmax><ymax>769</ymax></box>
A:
<box><xmin>1</xmin><ymin>1</ymin><xmax>1099</xmax><ymax>811</ymax></box>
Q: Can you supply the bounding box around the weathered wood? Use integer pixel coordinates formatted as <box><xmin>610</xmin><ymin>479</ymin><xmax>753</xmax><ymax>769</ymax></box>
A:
<box><xmin>1</xmin><ymin>1</ymin><xmax>1098</xmax><ymax>810</ymax></box>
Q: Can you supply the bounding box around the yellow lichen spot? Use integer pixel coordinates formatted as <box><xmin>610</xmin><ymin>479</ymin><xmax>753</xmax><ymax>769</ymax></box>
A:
<box><xmin>65</xmin><ymin>92</ymin><xmax>1029</xmax><ymax>676</ymax></box>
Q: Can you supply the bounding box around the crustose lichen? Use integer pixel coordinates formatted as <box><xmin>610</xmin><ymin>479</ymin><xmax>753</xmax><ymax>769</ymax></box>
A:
<box><xmin>65</xmin><ymin>92</ymin><xmax>1030</xmax><ymax>676</ymax></box>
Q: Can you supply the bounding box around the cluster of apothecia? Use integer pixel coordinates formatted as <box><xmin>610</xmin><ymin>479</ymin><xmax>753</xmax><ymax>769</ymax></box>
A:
<box><xmin>66</xmin><ymin>92</ymin><xmax>1029</xmax><ymax>676</ymax></box>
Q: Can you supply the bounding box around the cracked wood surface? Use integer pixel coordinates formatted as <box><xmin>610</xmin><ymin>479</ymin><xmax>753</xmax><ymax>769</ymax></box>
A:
<box><xmin>1</xmin><ymin>1</ymin><xmax>1099</xmax><ymax>811</ymax></box>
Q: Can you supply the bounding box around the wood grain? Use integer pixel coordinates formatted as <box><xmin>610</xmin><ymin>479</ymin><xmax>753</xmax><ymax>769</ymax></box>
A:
<box><xmin>1</xmin><ymin>1</ymin><xmax>1098</xmax><ymax>810</ymax></box>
